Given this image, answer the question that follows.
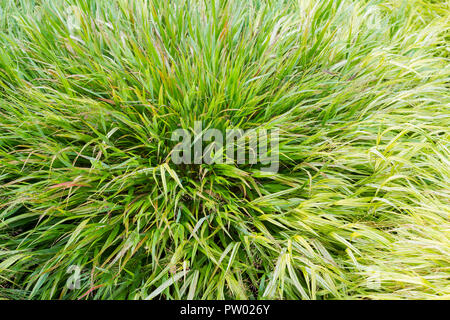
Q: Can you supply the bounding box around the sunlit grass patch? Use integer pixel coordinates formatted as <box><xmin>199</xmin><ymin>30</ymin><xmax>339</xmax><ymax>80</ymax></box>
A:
<box><xmin>0</xmin><ymin>0</ymin><xmax>449</xmax><ymax>299</ymax></box>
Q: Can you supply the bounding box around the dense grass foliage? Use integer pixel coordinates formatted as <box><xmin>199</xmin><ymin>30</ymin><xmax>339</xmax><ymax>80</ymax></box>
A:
<box><xmin>0</xmin><ymin>0</ymin><xmax>449</xmax><ymax>299</ymax></box>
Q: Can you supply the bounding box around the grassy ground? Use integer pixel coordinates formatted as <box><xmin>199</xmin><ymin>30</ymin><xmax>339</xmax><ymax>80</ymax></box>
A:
<box><xmin>0</xmin><ymin>0</ymin><xmax>449</xmax><ymax>299</ymax></box>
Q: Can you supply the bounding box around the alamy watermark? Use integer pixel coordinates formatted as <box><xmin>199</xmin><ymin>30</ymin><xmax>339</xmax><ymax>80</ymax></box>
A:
<box><xmin>364</xmin><ymin>266</ymin><xmax>381</xmax><ymax>290</ymax></box>
<box><xmin>364</xmin><ymin>5</ymin><xmax>383</xmax><ymax>31</ymax></box>
<box><xmin>66</xmin><ymin>265</ymin><xmax>82</xmax><ymax>290</ymax></box>
<box><xmin>170</xmin><ymin>121</ymin><xmax>279</xmax><ymax>173</ymax></box>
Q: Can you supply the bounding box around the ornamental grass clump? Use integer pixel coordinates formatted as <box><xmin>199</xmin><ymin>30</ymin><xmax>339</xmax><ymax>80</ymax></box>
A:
<box><xmin>0</xmin><ymin>0</ymin><xmax>449</xmax><ymax>299</ymax></box>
